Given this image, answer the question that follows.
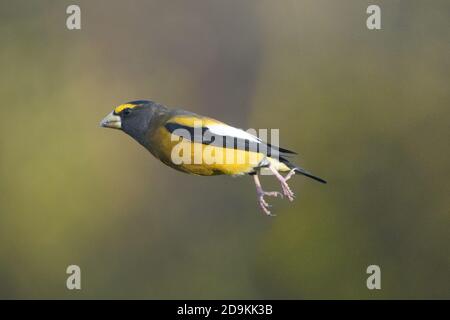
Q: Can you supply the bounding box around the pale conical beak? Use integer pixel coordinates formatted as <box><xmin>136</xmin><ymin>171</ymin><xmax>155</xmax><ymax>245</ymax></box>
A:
<box><xmin>100</xmin><ymin>112</ymin><xmax>121</xmax><ymax>129</ymax></box>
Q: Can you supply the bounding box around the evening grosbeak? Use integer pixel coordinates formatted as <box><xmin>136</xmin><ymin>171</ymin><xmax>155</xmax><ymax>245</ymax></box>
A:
<box><xmin>100</xmin><ymin>100</ymin><xmax>326</xmax><ymax>215</ymax></box>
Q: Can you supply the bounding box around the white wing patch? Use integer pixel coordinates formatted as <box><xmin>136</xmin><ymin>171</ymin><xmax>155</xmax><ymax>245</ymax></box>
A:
<box><xmin>207</xmin><ymin>124</ymin><xmax>261</xmax><ymax>143</ymax></box>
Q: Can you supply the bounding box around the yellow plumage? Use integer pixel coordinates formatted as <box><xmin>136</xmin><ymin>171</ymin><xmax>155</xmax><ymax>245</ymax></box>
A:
<box><xmin>148</xmin><ymin>115</ymin><xmax>283</xmax><ymax>176</ymax></box>
<box><xmin>100</xmin><ymin>100</ymin><xmax>326</xmax><ymax>216</ymax></box>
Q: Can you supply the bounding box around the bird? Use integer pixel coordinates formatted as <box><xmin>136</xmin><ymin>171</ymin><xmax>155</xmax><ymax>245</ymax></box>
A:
<box><xmin>100</xmin><ymin>100</ymin><xmax>326</xmax><ymax>215</ymax></box>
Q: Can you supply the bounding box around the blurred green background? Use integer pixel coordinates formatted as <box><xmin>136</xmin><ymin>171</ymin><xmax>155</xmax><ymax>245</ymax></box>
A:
<box><xmin>0</xmin><ymin>0</ymin><xmax>449</xmax><ymax>299</ymax></box>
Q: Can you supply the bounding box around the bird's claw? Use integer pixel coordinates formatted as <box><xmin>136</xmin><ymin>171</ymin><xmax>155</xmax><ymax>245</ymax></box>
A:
<box><xmin>280</xmin><ymin>181</ymin><xmax>295</xmax><ymax>201</ymax></box>
<box><xmin>257</xmin><ymin>190</ymin><xmax>281</xmax><ymax>216</ymax></box>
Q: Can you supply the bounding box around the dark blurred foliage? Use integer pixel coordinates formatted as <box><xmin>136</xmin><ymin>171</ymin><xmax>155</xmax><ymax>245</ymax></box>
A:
<box><xmin>0</xmin><ymin>0</ymin><xmax>448</xmax><ymax>298</ymax></box>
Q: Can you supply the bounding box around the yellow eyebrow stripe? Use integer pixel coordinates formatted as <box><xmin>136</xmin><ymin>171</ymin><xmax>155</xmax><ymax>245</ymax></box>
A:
<box><xmin>114</xmin><ymin>103</ymin><xmax>139</xmax><ymax>114</ymax></box>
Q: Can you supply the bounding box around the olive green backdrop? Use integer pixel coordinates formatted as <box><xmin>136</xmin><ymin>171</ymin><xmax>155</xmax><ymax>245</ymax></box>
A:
<box><xmin>0</xmin><ymin>0</ymin><xmax>449</xmax><ymax>299</ymax></box>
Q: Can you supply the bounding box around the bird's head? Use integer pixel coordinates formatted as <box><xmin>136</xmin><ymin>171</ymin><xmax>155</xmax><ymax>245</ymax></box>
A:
<box><xmin>100</xmin><ymin>100</ymin><xmax>159</xmax><ymax>143</ymax></box>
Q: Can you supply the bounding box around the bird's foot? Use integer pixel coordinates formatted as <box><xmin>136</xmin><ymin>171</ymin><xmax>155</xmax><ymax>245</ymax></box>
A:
<box><xmin>257</xmin><ymin>190</ymin><xmax>283</xmax><ymax>216</ymax></box>
<box><xmin>279</xmin><ymin>178</ymin><xmax>295</xmax><ymax>201</ymax></box>
<box><xmin>269</xmin><ymin>166</ymin><xmax>296</xmax><ymax>201</ymax></box>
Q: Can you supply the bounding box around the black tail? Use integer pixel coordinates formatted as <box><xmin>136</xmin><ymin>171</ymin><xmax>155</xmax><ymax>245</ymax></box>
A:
<box><xmin>294</xmin><ymin>167</ymin><xmax>327</xmax><ymax>184</ymax></box>
<box><xmin>265</xmin><ymin>143</ymin><xmax>297</xmax><ymax>155</ymax></box>
<box><xmin>279</xmin><ymin>157</ymin><xmax>327</xmax><ymax>184</ymax></box>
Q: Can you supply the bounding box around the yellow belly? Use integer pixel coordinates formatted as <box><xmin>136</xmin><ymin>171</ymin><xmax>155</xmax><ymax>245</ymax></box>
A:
<box><xmin>147</xmin><ymin>123</ymin><xmax>293</xmax><ymax>176</ymax></box>
<box><xmin>148</xmin><ymin>127</ymin><xmax>265</xmax><ymax>176</ymax></box>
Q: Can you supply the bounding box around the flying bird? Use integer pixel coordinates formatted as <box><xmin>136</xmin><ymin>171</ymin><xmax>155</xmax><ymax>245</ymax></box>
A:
<box><xmin>100</xmin><ymin>100</ymin><xmax>326</xmax><ymax>215</ymax></box>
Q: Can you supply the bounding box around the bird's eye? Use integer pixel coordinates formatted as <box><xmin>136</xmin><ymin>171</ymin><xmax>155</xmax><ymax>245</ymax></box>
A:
<box><xmin>123</xmin><ymin>109</ymin><xmax>132</xmax><ymax>116</ymax></box>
